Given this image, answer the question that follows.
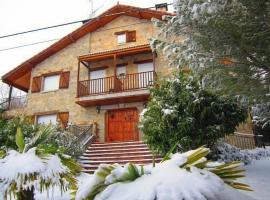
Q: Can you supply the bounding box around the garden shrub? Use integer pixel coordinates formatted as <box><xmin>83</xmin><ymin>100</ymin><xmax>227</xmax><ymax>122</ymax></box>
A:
<box><xmin>140</xmin><ymin>72</ymin><xmax>247</xmax><ymax>155</ymax></box>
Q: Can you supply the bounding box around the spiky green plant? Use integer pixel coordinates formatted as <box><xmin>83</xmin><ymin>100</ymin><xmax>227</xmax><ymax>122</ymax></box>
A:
<box><xmin>0</xmin><ymin>125</ymin><xmax>81</xmax><ymax>199</ymax></box>
<box><xmin>78</xmin><ymin>146</ymin><xmax>251</xmax><ymax>200</ymax></box>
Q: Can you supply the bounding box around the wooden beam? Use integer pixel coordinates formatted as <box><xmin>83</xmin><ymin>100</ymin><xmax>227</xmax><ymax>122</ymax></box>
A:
<box><xmin>77</xmin><ymin>61</ymin><xmax>81</xmax><ymax>97</ymax></box>
<box><xmin>152</xmin><ymin>52</ymin><xmax>156</xmax><ymax>72</ymax></box>
<box><xmin>113</xmin><ymin>54</ymin><xmax>117</xmax><ymax>77</ymax></box>
<box><xmin>81</xmin><ymin>61</ymin><xmax>89</xmax><ymax>68</ymax></box>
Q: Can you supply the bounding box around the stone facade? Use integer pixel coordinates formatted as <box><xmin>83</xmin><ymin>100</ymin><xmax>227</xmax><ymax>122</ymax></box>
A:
<box><xmin>5</xmin><ymin>15</ymin><xmax>173</xmax><ymax>142</ymax></box>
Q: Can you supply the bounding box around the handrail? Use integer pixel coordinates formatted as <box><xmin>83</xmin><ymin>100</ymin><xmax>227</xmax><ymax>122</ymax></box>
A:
<box><xmin>0</xmin><ymin>95</ymin><xmax>27</xmax><ymax>110</ymax></box>
<box><xmin>78</xmin><ymin>71</ymin><xmax>156</xmax><ymax>97</ymax></box>
<box><xmin>69</xmin><ymin>124</ymin><xmax>97</xmax><ymax>150</ymax></box>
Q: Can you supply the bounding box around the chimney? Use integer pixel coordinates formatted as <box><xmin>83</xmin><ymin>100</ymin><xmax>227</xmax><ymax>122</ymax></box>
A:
<box><xmin>155</xmin><ymin>3</ymin><xmax>168</xmax><ymax>12</ymax></box>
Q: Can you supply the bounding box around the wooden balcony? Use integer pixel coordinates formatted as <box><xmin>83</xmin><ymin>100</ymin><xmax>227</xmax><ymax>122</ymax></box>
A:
<box><xmin>0</xmin><ymin>95</ymin><xmax>27</xmax><ymax>111</ymax></box>
<box><xmin>76</xmin><ymin>71</ymin><xmax>155</xmax><ymax>107</ymax></box>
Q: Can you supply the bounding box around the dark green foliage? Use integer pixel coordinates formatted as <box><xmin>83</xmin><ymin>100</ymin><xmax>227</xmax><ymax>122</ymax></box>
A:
<box><xmin>151</xmin><ymin>0</ymin><xmax>270</xmax><ymax>104</ymax></box>
<box><xmin>0</xmin><ymin>114</ymin><xmax>83</xmax><ymax>158</ymax></box>
<box><xmin>0</xmin><ymin>115</ymin><xmax>37</xmax><ymax>151</ymax></box>
<box><xmin>140</xmin><ymin>72</ymin><xmax>247</xmax><ymax>155</ymax></box>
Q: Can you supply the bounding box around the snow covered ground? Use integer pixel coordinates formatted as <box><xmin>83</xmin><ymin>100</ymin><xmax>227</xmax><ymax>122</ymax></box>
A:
<box><xmin>241</xmin><ymin>158</ymin><xmax>270</xmax><ymax>200</ymax></box>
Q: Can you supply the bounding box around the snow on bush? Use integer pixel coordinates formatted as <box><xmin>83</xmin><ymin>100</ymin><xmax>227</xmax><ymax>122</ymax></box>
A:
<box><xmin>213</xmin><ymin>142</ymin><xmax>270</xmax><ymax>165</ymax></box>
<box><xmin>0</xmin><ymin>147</ymin><xmax>72</xmax><ymax>199</ymax></box>
<box><xmin>75</xmin><ymin>147</ymin><xmax>251</xmax><ymax>200</ymax></box>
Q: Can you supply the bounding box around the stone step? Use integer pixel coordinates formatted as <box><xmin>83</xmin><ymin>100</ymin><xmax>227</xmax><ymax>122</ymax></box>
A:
<box><xmin>80</xmin><ymin>141</ymin><xmax>161</xmax><ymax>174</ymax></box>
<box><xmin>85</xmin><ymin>147</ymin><xmax>149</xmax><ymax>154</ymax></box>
<box><xmin>87</xmin><ymin>144</ymin><xmax>147</xmax><ymax>150</ymax></box>
<box><xmin>80</xmin><ymin>158</ymin><xmax>162</xmax><ymax>165</ymax></box>
<box><xmin>91</xmin><ymin>141</ymin><xmax>144</xmax><ymax>147</ymax></box>
<box><xmin>81</xmin><ymin>150</ymin><xmax>152</xmax><ymax>157</ymax></box>
<box><xmin>80</xmin><ymin>154</ymin><xmax>155</xmax><ymax>161</ymax></box>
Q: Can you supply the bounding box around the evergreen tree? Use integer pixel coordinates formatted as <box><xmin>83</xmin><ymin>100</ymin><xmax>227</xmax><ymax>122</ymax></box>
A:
<box><xmin>140</xmin><ymin>72</ymin><xmax>247</xmax><ymax>155</ymax></box>
<box><xmin>151</xmin><ymin>0</ymin><xmax>270</xmax><ymax>104</ymax></box>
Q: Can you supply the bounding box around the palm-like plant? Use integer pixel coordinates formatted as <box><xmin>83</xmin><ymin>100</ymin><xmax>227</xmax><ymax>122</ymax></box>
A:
<box><xmin>77</xmin><ymin>146</ymin><xmax>251</xmax><ymax>200</ymax></box>
<box><xmin>0</xmin><ymin>125</ymin><xmax>81</xmax><ymax>200</ymax></box>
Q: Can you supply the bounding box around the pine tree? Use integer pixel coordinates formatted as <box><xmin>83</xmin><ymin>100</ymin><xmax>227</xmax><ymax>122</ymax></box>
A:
<box><xmin>151</xmin><ymin>0</ymin><xmax>270</xmax><ymax>104</ymax></box>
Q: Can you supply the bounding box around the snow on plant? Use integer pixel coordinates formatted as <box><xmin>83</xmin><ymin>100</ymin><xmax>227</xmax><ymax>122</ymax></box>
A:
<box><xmin>0</xmin><ymin>125</ymin><xmax>81</xmax><ymax>199</ymax></box>
<box><xmin>213</xmin><ymin>142</ymin><xmax>270</xmax><ymax>165</ymax></box>
<box><xmin>75</xmin><ymin>146</ymin><xmax>251</xmax><ymax>200</ymax></box>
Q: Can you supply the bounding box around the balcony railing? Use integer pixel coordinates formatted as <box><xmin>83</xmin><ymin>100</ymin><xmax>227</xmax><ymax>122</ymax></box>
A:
<box><xmin>78</xmin><ymin>71</ymin><xmax>156</xmax><ymax>97</ymax></box>
<box><xmin>0</xmin><ymin>95</ymin><xmax>27</xmax><ymax>110</ymax></box>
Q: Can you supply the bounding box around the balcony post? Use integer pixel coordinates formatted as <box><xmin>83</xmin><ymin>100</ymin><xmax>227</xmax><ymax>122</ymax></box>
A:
<box><xmin>152</xmin><ymin>51</ymin><xmax>156</xmax><ymax>72</ymax></box>
<box><xmin>7</xmin><ymin>85</ymin><xmax>13</xmax><ymax>110</ymax></box>
<box><xmin>113</xmin><ymin>54</ymin><xmax>118</xmax><ymax>91</ymax></box>
<box><xmin>113</xmin><ymin>54</ymin><xmax>117</xmax><ymax>77</ymax></box>
<box><xmin>77</xmin><ymin>61</ymin><xmax>81</xmax><ymax>97</ymax></box>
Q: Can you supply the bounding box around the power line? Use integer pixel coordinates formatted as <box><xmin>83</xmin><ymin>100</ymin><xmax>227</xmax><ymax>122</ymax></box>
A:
<box><xmin>0</xmin><ymin>20</ymin><xmax>88</xmax><ymax>39</ymax></box>
<box><xmin>0</xmin><ymin>3</ymin><xmax>173</xmax><ymax>39</ymax></box>
<box><xmin>0</xmin><ymin>38</ymin><xmax>59</xmax><ymax>52</ymax></box>
<box><xmin>0</xmin><ymin>3</ymin><xmax>174</xmax><ymax>52</ymax></box>
<box><xmin>0</xmin><ymin>21</ymin><xmax>148</xmax><ymax>52</ymax></box>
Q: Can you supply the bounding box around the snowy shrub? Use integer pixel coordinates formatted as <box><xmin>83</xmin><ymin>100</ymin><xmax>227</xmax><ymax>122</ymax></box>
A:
<box><xmin>212</xmin><ymin>142</ymin><xmax>270</xmax><ymax>165</ymax></box>
<box><xmin>0</xmin><ymin>125</ymin><xmax>81</xmax><ymax>200</ymax></box>
<box><xmin>75</xmin><ymin>147</ymin><xmax>251</xmax><ymax>200</ymax></box>
<box><xmin>252</xmin><ymin>103</ymin><xmax>270</xmax><ymax>142</ymax></box>
<box><xmin>0</xmin><ymin>115</ymin><xmax>83</xmax><ymax>159</ymax></box>
<box><xmin>140</xmin><ymin>72</ymin><xmax>247</xmax><ymax>154</ymax></box>
<box><xmin>40</xmin><ymin>129</ymin><xmax>83</xmax><ymax>159</ymax></box>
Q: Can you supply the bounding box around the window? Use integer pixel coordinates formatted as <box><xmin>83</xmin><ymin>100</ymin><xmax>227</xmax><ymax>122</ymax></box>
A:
<box><xmin>37</xmin><ymin>114</ymin><xmax>57</xmax><ymax>125</ymax></box>
<box><xmin>117</xmin><ymin>33</ymin><xmax>126</xmax><ymax>44</ymax></box>
<box><xmin>43</xmin><ymin>74</ymin><xmax>60</xmax><ymax>92</ymax></box>
<box><xmin>137</xmin><ymin>62</ymin><xmax>154</xmax><ymax>88</ymax></box>
<box><xmin>115</xmin><ymin>30</ymin><xmax>136</xmax><ymax>44</ymax></box>
<box><xmin>90</xmin><ymin>69</ymin><xmax>106</xmax><ymax>80</ymax></box>
<box><xmin>117</xmin><ymin>66</ymin><xmax>126</xmax><ymax>77</ymax></box>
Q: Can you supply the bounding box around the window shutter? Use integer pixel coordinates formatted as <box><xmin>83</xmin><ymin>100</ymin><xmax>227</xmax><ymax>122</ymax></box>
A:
<box><xmin>57</xmin><ymin>112</ymin><xmax>69</xmax><ymax>128</ymax></box>
<box><xmin>27</xmin><ymin>115</ymin><xmax>35</xmax><ymax>125</ymax></box>
<box><xmin>31</xmin><ymin>76</ymin><xmax>42</xmax><ymax>93</ymax></box>
<box><xmin>126</xmin><ymin>30</ymin><xmax>136</xmax><ymax>42</ymax></box>
<box><xmin>59</xmin><ymin>71</ymin><xmax>70</xmax><ymax>89</ymax></box>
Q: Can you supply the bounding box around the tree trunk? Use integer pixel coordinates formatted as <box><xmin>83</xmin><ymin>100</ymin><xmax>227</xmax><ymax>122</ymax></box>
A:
<box><xmin>17</xmin><ymin>188</ymin><xmax>34</xmax><ymax>200</ymax></box>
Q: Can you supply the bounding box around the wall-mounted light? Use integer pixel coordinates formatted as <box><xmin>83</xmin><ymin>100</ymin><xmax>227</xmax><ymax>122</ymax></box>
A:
<box><xmin>143</xmin><ymin>102</ymin><xmax>148</xmax><ymax>108</ymax></box>
<box><xmin>96</xmin><ymin>106</ymin><xmax>101</xmax><ymax>114</ymax></box>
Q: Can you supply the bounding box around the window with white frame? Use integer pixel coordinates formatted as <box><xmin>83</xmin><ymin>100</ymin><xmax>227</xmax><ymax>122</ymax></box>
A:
<box><xmin>117</xmin><ymin>33</ymin><xmax>126</xmax><ymax>44</ymax></box>
<box><xmin>43</xmin><ymin>74</ymin><xmax>60</xmax><ymax>92</ymax></box>
<box><xmin>117</xmin><ymin>66</ymin><xmax>126</xmax><ymax>77</ymax></box>
<box><xmin>37</xmin><ymin>114</ymin><xmax>57</xmax><ymax>125</ymax></box>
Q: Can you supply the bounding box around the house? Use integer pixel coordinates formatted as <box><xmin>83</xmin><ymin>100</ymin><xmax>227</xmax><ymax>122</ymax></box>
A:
<box><xmin>2</xmin><ymin>4</ymin><xmax>175</xmax><ymax>143</ymax></box>
<box><xmin>1</xmin><ymin>5</ymin><xmax>174</xmax><ymax>170</ymax></box>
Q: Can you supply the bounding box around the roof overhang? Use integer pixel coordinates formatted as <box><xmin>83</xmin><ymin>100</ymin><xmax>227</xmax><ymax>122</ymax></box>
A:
<box><xmin>2</xmin><ymin>4</ymin><xmax>174</xmax><ymax>91</ymax></box>
<box><xmin>78</xmin><ymin>44</ymin><xmax>152</xmax><ymax>63</ymax></box>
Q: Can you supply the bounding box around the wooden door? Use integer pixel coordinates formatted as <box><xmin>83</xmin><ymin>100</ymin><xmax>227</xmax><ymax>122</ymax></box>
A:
<box><xmin>107</xmin><ymin>108</ymin><xmax>139</xmax><ymax>142</ymax></box>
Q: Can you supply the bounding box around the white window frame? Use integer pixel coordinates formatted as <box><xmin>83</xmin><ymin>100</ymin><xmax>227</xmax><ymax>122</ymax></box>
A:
<box><xmin>117</xmin><ymin>33</ymin><xmax>126</xmax><ymax>44</ymax></box>
<box><xmin>37</xmin><ymin>114</ymin><xmax>57</xmax><ymax>125</ymax></box>
<box><xmin>43</xmin><ymin>74</ymin><xmax>60</xmax><ymax>92</ymax></box>
<box><xmin>117</xmin><ymin>66</ymin><xmax>126</xmax><ymax>77</ymax></box>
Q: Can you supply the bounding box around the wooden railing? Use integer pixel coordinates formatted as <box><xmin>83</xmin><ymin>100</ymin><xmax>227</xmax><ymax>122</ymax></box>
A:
<box><xmin>223</xmin><ymin>132</ymin><xmax>257</xmax><ymax>149</ymax></box>
<box><xmin>0</xmin><ymin>95</ymin><xmax>27</xmax><ymax>110</ymax></box>
<box><xmin>68</xmin><ymin>124</ymin><xmax>97</xmax><ymax>150</ymax></box>
<box><xmin>78</xmin><ymin>71</ymin><xmax>156</xmax><ymax>97</ymax></box>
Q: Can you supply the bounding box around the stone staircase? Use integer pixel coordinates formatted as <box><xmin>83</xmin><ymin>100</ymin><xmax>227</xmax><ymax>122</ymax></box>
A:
<box><xmin>79</xmin><ymin>141</ymin><xmax>162</xmax><ymax>173</ymax></box>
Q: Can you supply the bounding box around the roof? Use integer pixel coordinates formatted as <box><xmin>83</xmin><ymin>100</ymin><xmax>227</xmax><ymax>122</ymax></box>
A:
<box><xmin>2</xmin><ymin>4</ymin><xmax>174</xmax><ymax>91</ymax></box>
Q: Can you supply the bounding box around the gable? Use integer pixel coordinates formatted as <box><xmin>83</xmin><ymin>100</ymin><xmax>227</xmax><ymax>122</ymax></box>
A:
<box><xmin>2</xmin><ymin>4</ymin><xmax>173</xmax><ymax>91</ymax></box>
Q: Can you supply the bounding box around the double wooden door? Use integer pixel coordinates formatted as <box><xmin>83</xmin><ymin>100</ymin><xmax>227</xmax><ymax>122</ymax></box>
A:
<box><xmin>106</xmin><ymin>108</ymin><xmax>139</xmax><ymax>142</ymax></box>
